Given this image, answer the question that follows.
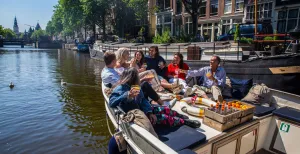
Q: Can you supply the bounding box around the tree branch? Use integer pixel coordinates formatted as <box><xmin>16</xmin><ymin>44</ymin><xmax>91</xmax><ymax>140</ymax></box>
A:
<box><xmin>181</xmin><ymin>0</ymin><xmax>193</xmax><ymax>15</ymax></box>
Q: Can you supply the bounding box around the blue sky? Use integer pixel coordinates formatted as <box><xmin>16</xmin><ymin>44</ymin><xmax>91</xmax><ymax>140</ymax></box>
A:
<box><xmin>0</xmin><ymin>0</ymin><xmax>58</xmax><ymax>32</ymax></box>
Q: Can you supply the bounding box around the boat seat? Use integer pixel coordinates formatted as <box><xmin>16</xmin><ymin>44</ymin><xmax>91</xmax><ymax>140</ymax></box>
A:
<box><xmin>253</xmin><ymin>105</ymin><xmax>276</xmax><ymax>117</ymax></box>
<box><xmin>273</xmin><ymin>107</ymin><xmax>300</xmax><ymax>123</ymax></box>
<box><xmin>178</xmin><ymin>149</ymin><xmax>196</xmax><ymax>154</ymax></box>
<box><xmin>154</xmin><ymin>125</ymin><xmax>206</xmax><ymax>152</ymax></box>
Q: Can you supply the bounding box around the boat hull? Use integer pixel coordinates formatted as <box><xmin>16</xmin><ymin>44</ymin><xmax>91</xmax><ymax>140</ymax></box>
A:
<box><xmin>89</xmin><ymin>48</ymin><xmax>104</xmax><ymax>60</ymax></box>
<box><xmin>77</xmin><ymin>44</ymin><xmax>89</xmax><ymax>53</ymax></box>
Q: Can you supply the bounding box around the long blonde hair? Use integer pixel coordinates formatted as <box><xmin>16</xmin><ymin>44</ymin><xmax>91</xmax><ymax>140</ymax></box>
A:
<box><xmin>115</xmin><ymin>48</ymin><xmax>130</xmax><ymax>64</ymax></box>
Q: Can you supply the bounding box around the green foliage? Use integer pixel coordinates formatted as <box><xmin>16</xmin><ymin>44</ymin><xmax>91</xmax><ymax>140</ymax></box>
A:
<box><xmin>51</xmin><ymin>5</ymin><xmax>64</xmax><ymax>35</ymax></box>
<box><xmin>46</xmin><ymin>21</ymin><xmax>55</xmax><ymax>37</ymax></box>
<box><xmin>173</xmin><ymin>31</ymin><xmax>194</xmax><ymax>43</ymax></box>
<box><xmin>3</xmin><ymin>28</ymin><xmax>16</xmax><ymax>39</ymax></box>
<box><xmin>273</xmin><ymin>30</ymin><xmax>278</xmax><ymax>40</ymax></box>
<box><xmin>124</xmin><ymin>0</ymin><xmax>148</xmax><ymax>19</ymax></box>
<box><xmin>20</xmin><ymin>33</ymin><xmax>24</xmax><ymax>39</ymax></box>
<box><xmin>30</xmin><ymin>29</ymin><xmax>48</xmax><ymax>41</ymax></box>
<box><xmin>264</xmin><ymin>36</ymin><xmax>274</xmax><ymax>40</ymax></box>
<box><xmin>240</xmin><ymin>37</ymin><xmax>253</xmax><ymax>44</ymax></box>
<box><xmin>152</xmin><ymin>28</ymin><xmax>171</xmax><ymax>44</ymax></box>
<box><xmin>0</xmin><ymin>25</ymin><xmax>4</xmax><ymax>36</ymax></box>
<box><xmin>234</xmin><ymin>24</ymin><xmax>240</xmax><ymax>43</ymax></box>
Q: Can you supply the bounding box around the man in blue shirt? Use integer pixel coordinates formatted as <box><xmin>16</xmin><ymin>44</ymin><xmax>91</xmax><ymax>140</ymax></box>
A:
<box><xmin>186</xmin><ymin>56</ymin><xmax>226</xmax><ymax>100</ymax></box>
<box><xmin>101</xmin><ymin>51</ymin><xmax>120</xmax><ymax>87</ymax></box>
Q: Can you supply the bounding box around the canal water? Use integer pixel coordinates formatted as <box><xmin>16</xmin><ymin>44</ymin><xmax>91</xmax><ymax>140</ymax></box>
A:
<box><xmin>0</xmin><ymin>46</ymin><xmax>111</xmax><ymax>153</ymax></box>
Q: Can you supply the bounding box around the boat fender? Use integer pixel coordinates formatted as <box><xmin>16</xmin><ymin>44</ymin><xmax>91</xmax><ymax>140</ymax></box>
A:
<box><xmin>180</xmin><ymin>97</ymin><xmax>216</xmax><ymax>107</ymax></box>
<box><xmin>179</xmin><ymin>101</ymin><xmax>206</xmax><ymax>117</ymax></box>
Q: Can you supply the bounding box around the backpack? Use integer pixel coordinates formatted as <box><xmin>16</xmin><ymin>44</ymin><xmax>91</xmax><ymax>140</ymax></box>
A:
<box><xmin>242</xmin><ymin>83</ymin><xmax>271</xmax><ymax>105</ymax></box>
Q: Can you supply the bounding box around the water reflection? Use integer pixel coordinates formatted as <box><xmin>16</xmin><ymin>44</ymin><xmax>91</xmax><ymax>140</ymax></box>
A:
<box><xmin>57</xmin><ymin>50</ymin><xmax>110</xmax><ymax>153</ymax></box>
<box><xmin>0</xmin><ymin>48</ymin><xmax>110</xmax><ymax>154</ymax></box>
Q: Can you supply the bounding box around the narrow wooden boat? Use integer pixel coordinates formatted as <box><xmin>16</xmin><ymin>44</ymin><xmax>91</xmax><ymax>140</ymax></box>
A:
<box><xmin>103</xmin><ymin>82</ymin><xmax>300</xmax><ymax>154</ymax></box>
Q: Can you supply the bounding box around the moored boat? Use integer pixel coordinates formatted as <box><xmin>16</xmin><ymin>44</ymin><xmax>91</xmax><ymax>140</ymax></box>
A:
<box><xmin>77</xmin><ymin>44</ymin><xmax>89</xmax><ymax>53</ymax></box>
<box><xmin>103</xmin><ymin>81</ymin><xmax>300</xmax><ymax>154</ymax></box>
<box><xmin>89</xmin><ymin>42</ymin><xmax>104</xmax><ymax>60</ymax></box>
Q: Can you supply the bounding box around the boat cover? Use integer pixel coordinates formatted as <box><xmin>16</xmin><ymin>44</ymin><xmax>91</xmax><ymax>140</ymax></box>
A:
<box><xmin>273</xmin><ymin>107</ymin><xmax>300</xmax><ymax>123</ymax></box>
<box><xmin>178</xmin><ymin>149</ymin><xmax>197</xmax><ymax>154</ymax></box>
<box><xmin>253</xmin><ymin>105</ymin><xmax>276</xmax><ymax>117</ymax></box>
<box><xmin>154</xmin><ymin>125</ymin><xmax>206</xmax><ymax>151</ymax></box>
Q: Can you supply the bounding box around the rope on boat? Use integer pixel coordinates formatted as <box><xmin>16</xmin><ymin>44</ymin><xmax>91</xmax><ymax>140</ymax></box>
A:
<box><xmin>106</xmin><ymin>112</ymin><xmax>114</xmax><ymax>136</ymax></box>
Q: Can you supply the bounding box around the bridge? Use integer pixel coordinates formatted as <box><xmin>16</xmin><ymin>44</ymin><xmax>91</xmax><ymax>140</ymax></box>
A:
<box><xmin>0</xmin><ymin>39</ymin><xmax>25</xmax><ymax>48</ymax></box>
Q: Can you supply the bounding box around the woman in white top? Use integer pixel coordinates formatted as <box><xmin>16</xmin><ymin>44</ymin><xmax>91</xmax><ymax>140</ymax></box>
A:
<box><xmin>115</xmin><ymin>48</ymin><xmax>131</xmax><ymax>74</ymax></box>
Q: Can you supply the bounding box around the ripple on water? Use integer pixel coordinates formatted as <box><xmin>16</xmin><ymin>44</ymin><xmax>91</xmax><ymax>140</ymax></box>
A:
<box><xmin>0</xmin><ymin>49</ymin><xmax>109</xmax><ymax>153</ymax></box>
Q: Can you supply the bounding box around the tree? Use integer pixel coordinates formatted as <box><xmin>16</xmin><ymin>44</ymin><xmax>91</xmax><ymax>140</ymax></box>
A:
<box><xmin>181</xmin><ymin>0</ymin><xmax>202</xmax><ymax>37</ymax></box>
<box><xmin>31</xmin><ymin>29</ymin><xmax>49</xmax><ymax>41</ymax></box>
<box><xmin>113</xmin><ymin>0</ymin><xmax>136</xmax><ymax>39</ymax></box>
<box><xmin>3</xmin><ymin>28</ymin><xmax>16</xmax><ymax>39</ymax></box>
<box><xmin>125</xmin><ymin>0</ymin><xmax>148</xmax><ymax>20</ymax></box>
<box><xmin>0</xmin><ymin>25</ymin><xmax>4</xmax><ymax>36</ymax></box>
<box><xmin>46</xmin><ymin>20</ymin><xmax>55</xmax><ymax>38</ymax></box>
<box><xmin>82</xmin><ymin>0</ymin><xmax>112</xmax><ymax>41</ymax></box>
<box><xmin>59</xmin><ymin>0</ymin><xmax>84</xmax><ymax>38</ymax></box>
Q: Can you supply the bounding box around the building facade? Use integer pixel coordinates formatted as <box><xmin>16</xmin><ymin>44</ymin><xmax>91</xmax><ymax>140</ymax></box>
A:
<box><xmin>148</xmin><ymin>0</ymin><xmax>300</xmax><ymax>41</ymax></box>
<box><xmin>274</xmin><ymin>0</ymin><xmax>300</xmax><ymax>33</ymax></box>
<box><xmin>149</xmin><ymin>0</ymin><xmax>245</xmax><ymax>42</ymax></box>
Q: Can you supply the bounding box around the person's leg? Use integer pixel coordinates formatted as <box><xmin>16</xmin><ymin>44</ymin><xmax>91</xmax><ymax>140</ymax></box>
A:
<box><xmin>155</xmin><ymin>114</ymin><xmax>184</xmax><ymax>127</ymax></box>
<box><xmin>211</xmin><ymin>86</ymin><xmax>222</xmax><ymax>101</ymax></box>
<box><xmin>152</xmin><ymin>106</ymin><xmax>189</xmax><ymax>119</ymax></box>
<box><xmin>141</xmin><ymin>81</ymin><xmax>163</xmax><ymax>105</ymax></box>
<box><xmin>194</xmin><ymin>87</ymin><xmax>209</xmax><ymax>98</ymax></box>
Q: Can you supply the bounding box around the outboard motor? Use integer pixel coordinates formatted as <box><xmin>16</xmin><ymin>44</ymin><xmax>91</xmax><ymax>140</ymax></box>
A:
<box><xmin>289</xmin><ymin>26</ymin><xmax>300</xmax><ymax>53</ymax></box>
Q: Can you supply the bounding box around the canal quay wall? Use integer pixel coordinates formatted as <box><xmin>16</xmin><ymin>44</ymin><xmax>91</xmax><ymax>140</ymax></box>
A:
<box><xmin>63</xmin><ymin>43</ymin><xmax>77</xmax><ymax>50</ymax></box>
<box><xmin>34</xmin><ymin>42</ymin><xmax>62</xmax><ymax>49</ymax></box>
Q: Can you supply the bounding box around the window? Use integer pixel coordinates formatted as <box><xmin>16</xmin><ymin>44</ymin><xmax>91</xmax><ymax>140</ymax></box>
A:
<box><xmin>157</xmin><ymin>0</ymin><xmax>171</xmax><ymax>11</ymax></box>
<box><xmin>175</xmin><ymin>18</ymin><xmax>182</xmax><ymax>36</ymax></box>
<box><xmin>164</xmin><ymin>15</ymin><xmax>172</xmax><ymax>23</ymax></box>
<box><xmin>235</xmin><ymin>0</ymin><xmax>244</xmax><ymax>12</ymax></box>
<box><xmin>199</xmin><ymin>1</ymin><xmax>206</xmax><ymax>17</ymax></box>
<box><xmin>246</xmin><ymin>5</ymin><xmax>254</xmax><ymax>20</ymax></box>
<box><xmin>185</xmin><ymin>17</ymin><xmax>193</xmax><ymax>34</ymax></box>
<box><xmin>176</xmin><ymin>0</ymin><xmax>182</xmax><ymax>14</ymax></box>
<box><xmin>224</xmin><ymin>0</ymin><xmax>232</xmax><ymax>14</ymax></box>
<box><xmin>156</xmin><ymin>13</ymin><xmax>172</xmax><ymax>35</ymax></box>
<box><xmin>233</xmin><ymin>19</ymin><xmax>242</xmax><ymax>28</ymax></box>
<box><xmin>287</xmin><ymin>9</ymin><xmax>299</xmax><ymax>32</ymax></box>
<box><xmin>222</xmin><ymin>20</ymin><xmax>231</xmax><ymax>34</ymax></box>
<box><xmin>277</xmin><ymin>8</ymin><xmax>300</xmax><ymax>33</ymax></box>
<box><xmin>246</xmin><ymin>2</ymin><xmax>272</xmax><ymax>20</ymax></box>
<box><xmin>210</xmin><ymin>0</ymin><xmax>218</xmax><ymax>15</ymax></box>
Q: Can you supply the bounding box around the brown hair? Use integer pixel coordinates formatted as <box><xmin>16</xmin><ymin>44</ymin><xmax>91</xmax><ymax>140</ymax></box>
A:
<box><xmin>104</xmin><ymin>51</ymin><xmax>116</xmax><ymax>66</ymax></box>
<box><xmin>119</xmin><ymin>67</ymin><xmax>140</xmax><ymax>86</ymax></box>
<box><xmin>134</xmin><ymin>51</ymin><xmax>145</xmax><ymax>67</ymax></box>
<box><xmin>149</xmin><ymin>46</ymin><xmax>159</xmax><ymax>57</ymax></box>
<box><xmin>174</xmin><ymin>52</ymin><xmax>184</xmax><ymax>69</ymax></box>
